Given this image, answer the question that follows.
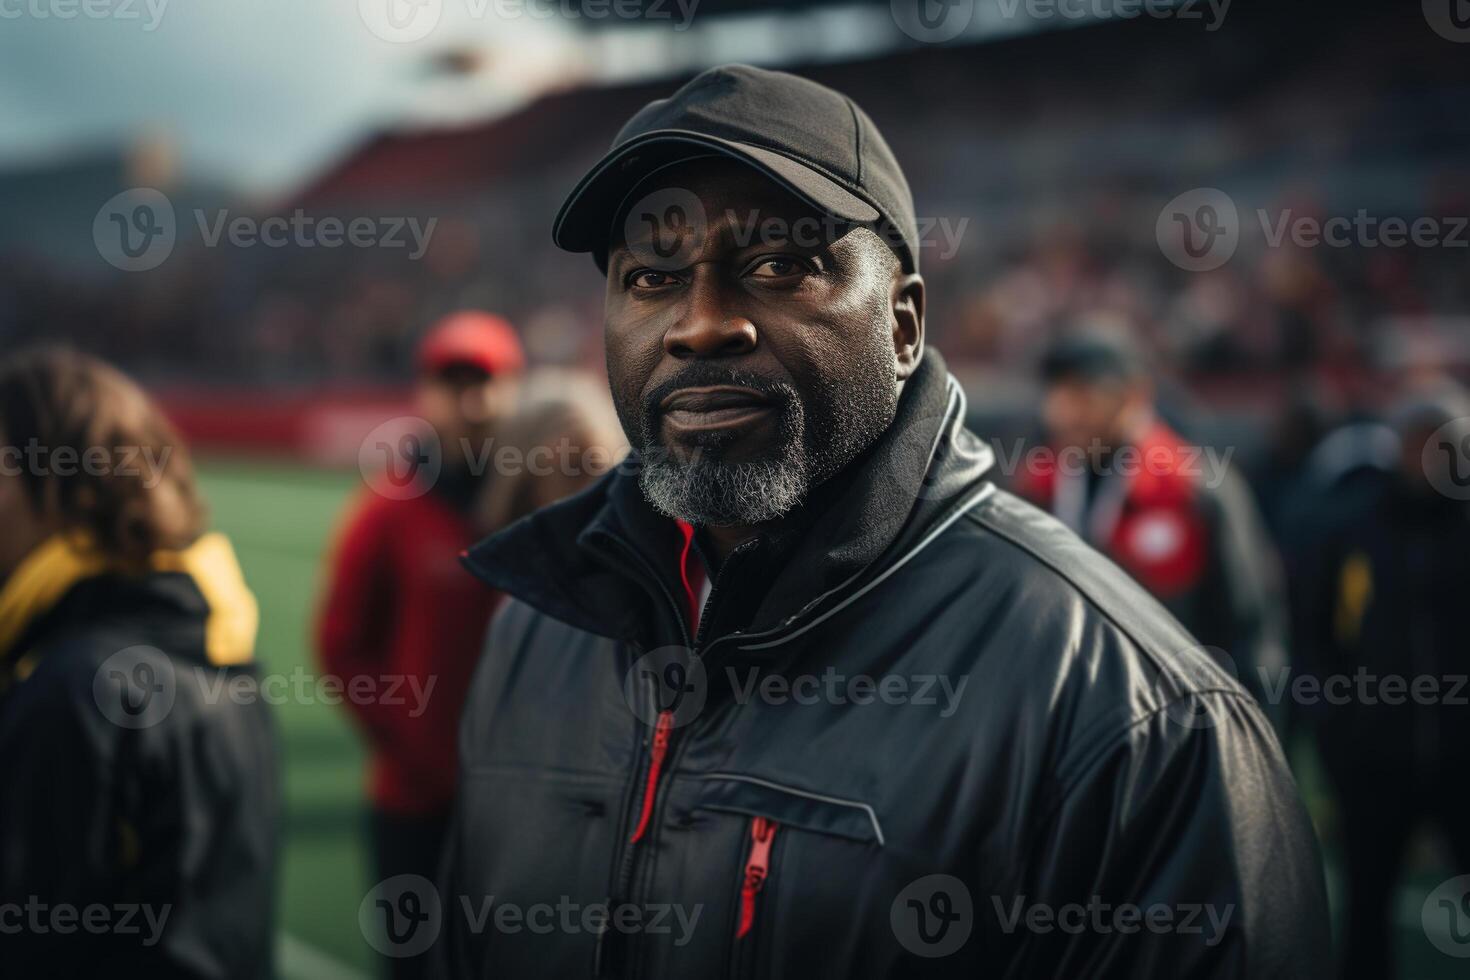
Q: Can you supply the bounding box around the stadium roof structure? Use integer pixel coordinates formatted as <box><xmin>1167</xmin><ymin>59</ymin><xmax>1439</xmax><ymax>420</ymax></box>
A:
<box><xmin>294</xmin><ymin>0</ymin><xmax>1425</xmax><ymax>211</ymax></box>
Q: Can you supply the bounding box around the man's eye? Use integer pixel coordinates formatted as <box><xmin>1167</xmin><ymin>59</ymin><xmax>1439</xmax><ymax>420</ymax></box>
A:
<box><xmin>747</xmin><ymin>257</ymin><xmax>807</xmax><ymax>279</ymax></box>
<box><xmin>628</xmin><ymin>269</ymin><xmax>679</xmax><ymax>289</ymax></box>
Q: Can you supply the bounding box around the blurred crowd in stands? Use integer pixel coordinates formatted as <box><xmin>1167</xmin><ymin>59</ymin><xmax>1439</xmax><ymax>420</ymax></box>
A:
<box><xmin>3</xmin><ymin>0</ymin><xmax>1463</xmax><ymax>405</ymax></box>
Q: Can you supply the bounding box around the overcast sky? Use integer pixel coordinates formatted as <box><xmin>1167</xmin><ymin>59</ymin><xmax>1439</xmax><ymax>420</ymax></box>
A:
<box><xmin>1</xmin><ymin>1</ymin><xmax>585</xmax><ymax>195</ymax></box>
<box><xmin>0</xmin><ymin>0</ymin><xmax>1059</xmax><ymax>197</ymax></box>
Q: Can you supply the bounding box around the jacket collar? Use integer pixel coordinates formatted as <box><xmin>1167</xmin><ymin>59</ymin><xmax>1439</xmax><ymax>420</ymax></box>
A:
<box><xmin>462</xmin><ymin>351</ymin><xmax>994</xmax><ymax>647</ymax></box>
<box><xmin>0</xmin><ymin>531</ymin><xmax>258</xmax><ymax>669</ymax></box>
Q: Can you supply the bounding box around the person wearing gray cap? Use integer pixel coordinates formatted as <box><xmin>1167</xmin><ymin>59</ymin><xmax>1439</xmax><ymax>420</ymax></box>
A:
<box><xmin>1016</xmin><ymin>325</ymin><xmax>1289</xmax><ymax>722</ymax></box>
<box><xmin>1294</xmin><ymin>386</ymin><xmax>1470</xmax><ymax>980</ymax></box>
<box><xmin>434</xmin><ymin>64</ymin><xmax>1329</xmax><ymax>978</ymax></box>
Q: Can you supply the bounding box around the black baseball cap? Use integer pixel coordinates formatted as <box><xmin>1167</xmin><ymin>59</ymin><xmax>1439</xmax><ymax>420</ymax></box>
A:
<box><xmin>552</xmin><ymin>64</ymin><xmax>920</xmax><ymax>273</ymax></box>
<box><xmin>1039</xmin><ymin>326</ymin><xmax>1150</xmax><ymax>384</ymax></box>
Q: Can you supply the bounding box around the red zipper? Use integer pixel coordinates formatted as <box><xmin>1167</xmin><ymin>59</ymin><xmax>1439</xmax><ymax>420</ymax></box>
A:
<box><xmin>736</xmin><ymin>816</ymin><xmax>779</xmax><ymax>939</ymax></box>
<box><xmin>626</xmin><ymin>523</ymin><xmax>700</xmax><ymax>846</ymax></box>
<box><xmin>628</xmin><ymin>710</ymin><xmax>675</xmax><ymax>843</ymax></box>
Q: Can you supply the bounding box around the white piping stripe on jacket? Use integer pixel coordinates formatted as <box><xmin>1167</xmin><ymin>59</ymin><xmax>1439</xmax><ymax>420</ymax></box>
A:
<box><xmin>699</xmin><ymin>772</ymin><xmax>887</xmax><ymax>846</ymax></box>
<box><xmin>737</xmin><ymin>481</ymin><xmax>996</xmax><ymax>653</ymax></box>
<box><xmin>728</xmin><ymin>374</ymin><xmax>978</xmax><ymax>649</ymax></box>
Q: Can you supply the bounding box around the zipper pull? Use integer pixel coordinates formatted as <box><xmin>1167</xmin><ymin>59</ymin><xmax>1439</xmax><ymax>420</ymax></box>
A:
<box><xmin>628</xmin><ymin>710</ymin><xmax>675</xmax><ymax>843</ymax></box>
<box><xmin>736</xmin><ymin>816</ymin><xmax>778</xmax><ymax>939</ymax></box>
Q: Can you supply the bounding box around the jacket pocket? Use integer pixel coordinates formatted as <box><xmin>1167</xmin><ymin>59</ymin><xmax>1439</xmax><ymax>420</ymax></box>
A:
<box><xmin>695</xmin><ymin>773</ymin><xmax>883</xmax><ymax>980</ymax></box>
<box><xmin>696</xmin><ymin>772</ymin><xmax>885</xmax><ymax>845</ymax></box>
<box><xmin>729</xmin><ymin>814</ymin><xmax>779</xmax><ymax>978</ymax></box>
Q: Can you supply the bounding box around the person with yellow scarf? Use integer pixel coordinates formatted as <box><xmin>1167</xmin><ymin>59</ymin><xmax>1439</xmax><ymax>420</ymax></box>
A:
<box><xmin>0</xmin><ymin>347</ymin><xmax>279</xmax><ymax>979</ymax></box>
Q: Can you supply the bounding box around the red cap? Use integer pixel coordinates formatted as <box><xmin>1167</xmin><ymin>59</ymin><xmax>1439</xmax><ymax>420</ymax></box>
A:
<box><xmin>417</xmin><ymin>311</ymin><xmax>525</xmax><ymax>377</ymax></box>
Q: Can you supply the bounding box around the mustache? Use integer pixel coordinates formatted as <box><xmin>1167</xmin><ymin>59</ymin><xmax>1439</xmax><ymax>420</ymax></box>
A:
<box><xmin>642</xmin><ymin>365</ymin><xmax>796</xmax><ymax>422</ymax></box>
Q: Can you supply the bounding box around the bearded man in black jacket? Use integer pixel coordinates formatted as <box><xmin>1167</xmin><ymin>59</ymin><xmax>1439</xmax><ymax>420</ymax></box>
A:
<box><xmin>427</xmin><ymin>65</ymin><xmax>1330</xmax><ymax>979</ymax></box>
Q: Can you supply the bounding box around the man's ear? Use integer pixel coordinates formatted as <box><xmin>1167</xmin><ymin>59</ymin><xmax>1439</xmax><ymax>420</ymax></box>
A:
<box><xmin>892</xmin><ymin>273</ymin><xmax>925</xmax><ymax>381</ymax></box>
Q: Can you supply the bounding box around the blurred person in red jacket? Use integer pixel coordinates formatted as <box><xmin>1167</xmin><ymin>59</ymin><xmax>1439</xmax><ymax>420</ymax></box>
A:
<box><xmin>315</xmin><ymin>311</ymin><xmax>522</xmax><ymax>980</ymax></box>
<box><xmin>1014</xmin><ymin>325</ymin><xmax>1287</xmax><ymax>713</ymax></box>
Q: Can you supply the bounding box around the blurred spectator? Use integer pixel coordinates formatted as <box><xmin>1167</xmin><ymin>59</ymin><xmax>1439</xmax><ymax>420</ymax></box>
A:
<box><xmin>1013</xmin><ymin>325</ymin><xmax>1287</xmax><ymax>711</ymax></box>
<box><xmin>476</xmin><ymin>368</ymin><xmax>627</xmax><ymax>535</ymax></box>
<box><xmin>0</xmin><ymin>347</ymin><xmax>278</xmax><ymax>979</ymax></box>
<box><xmin>1294</xmin><ymin>387</ymin><xmax>1470</xmax><ymax>980</ymax></box>
<box><xmin>315</xmin><ymin>311</ymin><xmax>522</xmax><ymax>980</ymax></box>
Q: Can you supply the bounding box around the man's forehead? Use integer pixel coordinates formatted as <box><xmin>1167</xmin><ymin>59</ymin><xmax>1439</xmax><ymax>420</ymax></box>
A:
<box><xmin>658</xmin><ymin>157</ymin><xmax>808</xmax><ymax>209</ymax></box>
<box><xmin>611</xmin><ymin>156</ymin><xmax>832</xmax><ymax>255</ymax></box>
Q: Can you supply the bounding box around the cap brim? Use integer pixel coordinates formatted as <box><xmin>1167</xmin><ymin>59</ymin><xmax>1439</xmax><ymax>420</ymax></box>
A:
<box><xmin>552</xmin><ymin>130</ymin><xmax>881</xmax><ymax>265</ymax></box>
<box><xmin>420</xmin><ymin>349</ymin><xmax>496</xmax><ymax>376</ymax></box>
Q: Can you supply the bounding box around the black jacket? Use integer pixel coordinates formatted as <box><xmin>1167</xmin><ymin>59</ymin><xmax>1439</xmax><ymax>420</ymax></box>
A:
<box><xmin>1295</xmin><ymin>469</ymin><xmax>1470</xmax><ymax>778</ymax></box>
<box><xmin>0</xmin><ymin>543</ymin><xmax>279</xmax><ymax>979</ymax></box>
<box><xmin>440</xmin><ymin>353</ymin><xmax>1329</xmax><ymax>978</ymax></box>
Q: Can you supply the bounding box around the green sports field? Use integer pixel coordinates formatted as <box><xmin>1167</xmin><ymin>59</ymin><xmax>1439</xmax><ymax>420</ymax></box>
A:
<box><xmin>195</xmin><ymin>459</ymin><xmax>1464</xmax><ymax>979</ymax></box>
<box><xmin>198</xmin><ymin>459</ymin><xmax>375</xmax><ymax>979</ymax></box>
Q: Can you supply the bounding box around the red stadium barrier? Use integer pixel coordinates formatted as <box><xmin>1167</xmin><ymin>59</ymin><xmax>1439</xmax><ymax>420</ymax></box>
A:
<box><xmin>156</xmin><ymin>387</ymin><xmax>413</xmax><ymax>465</ymax></box>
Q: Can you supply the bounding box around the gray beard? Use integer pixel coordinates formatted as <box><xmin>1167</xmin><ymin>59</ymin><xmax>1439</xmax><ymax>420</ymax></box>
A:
<box><xmin>639</xmin><ymin>453</ymin><xmax>808</xmax><ymax>527</ymax></box>
<box><xmin>621</xmin><ymin>302</ymin><xmax>899</xmax><ymax>528</ymax></box>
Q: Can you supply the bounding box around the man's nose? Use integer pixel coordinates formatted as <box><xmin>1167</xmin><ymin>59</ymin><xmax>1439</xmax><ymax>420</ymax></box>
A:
<box><xmin>663</xmin><ymin>273</ymin><xmax>757</xmax><ymax>358</ymax></box>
